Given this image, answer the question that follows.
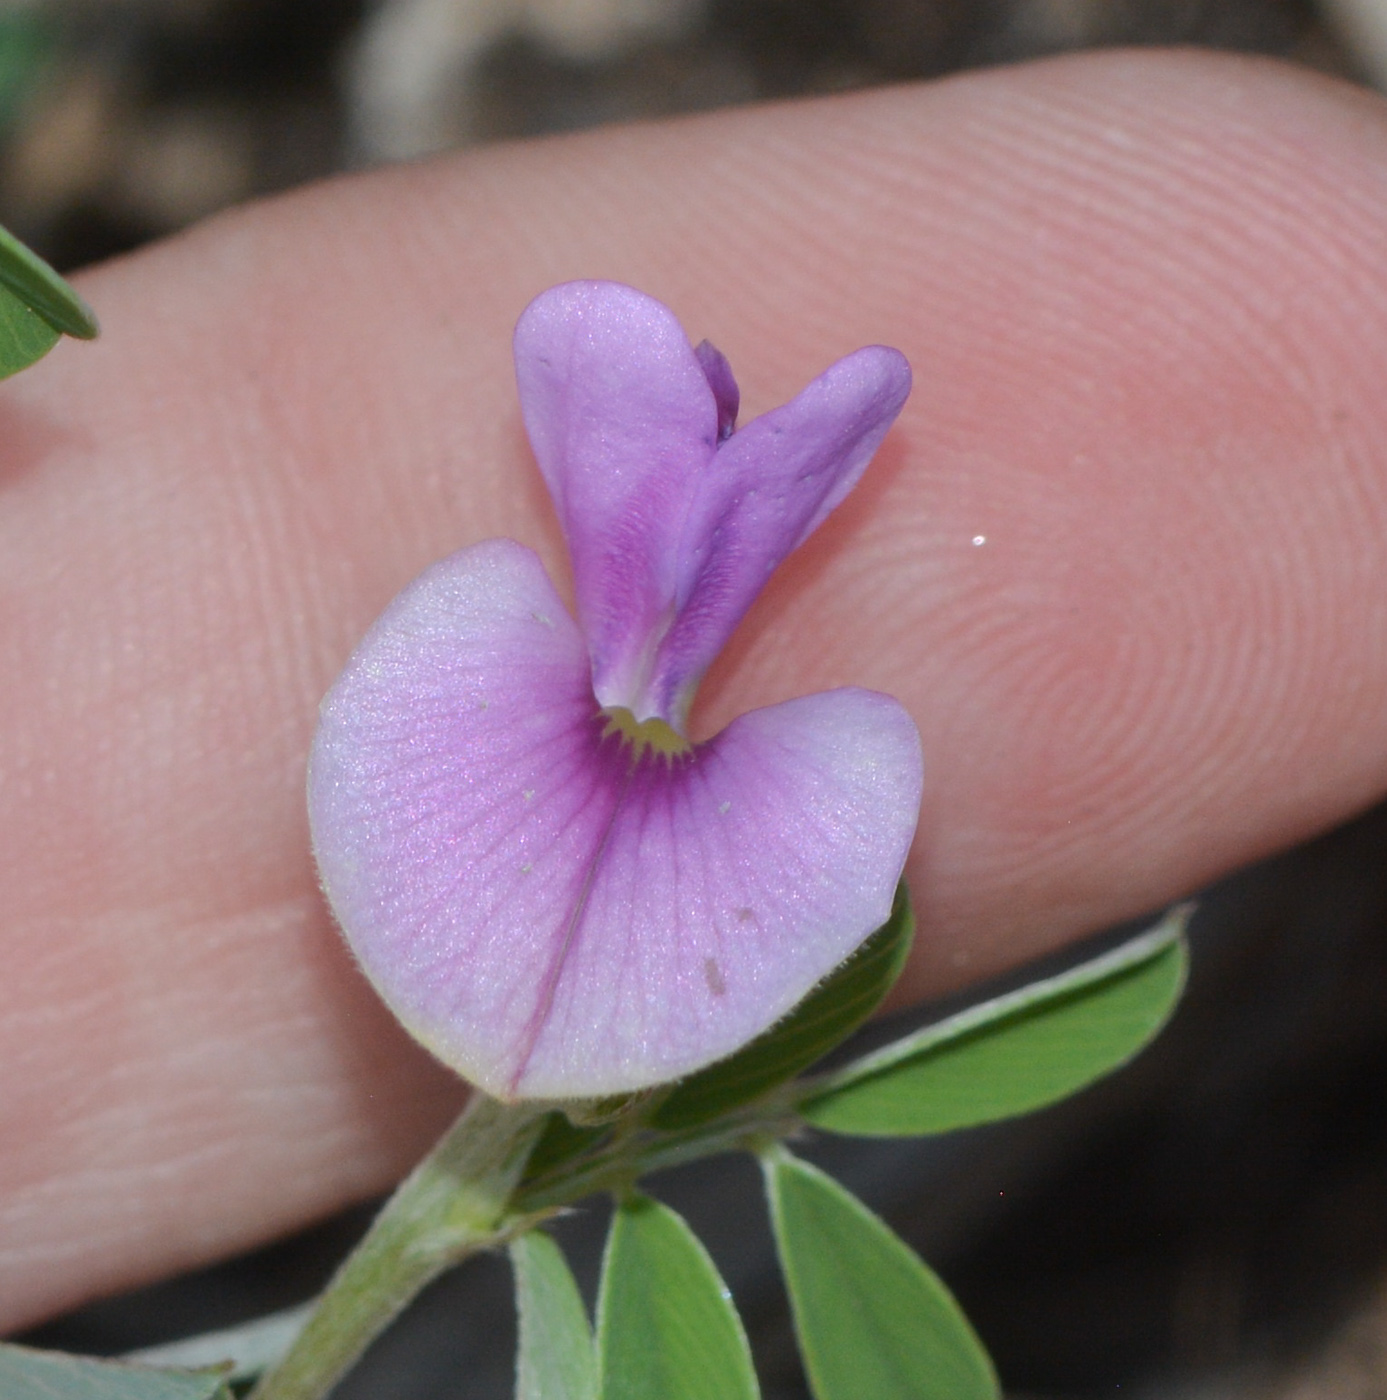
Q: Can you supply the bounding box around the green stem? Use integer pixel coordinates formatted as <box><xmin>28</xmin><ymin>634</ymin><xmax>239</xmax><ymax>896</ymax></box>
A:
<box><xmin>513</xmin><ymin>1100</ymin><xmax>803</xmax><ymax>1213</ymax></box>
<box><xmin>249</xmin><ymin>1095</ymin><xmax>545</xmax><ymax>1400</ymax></box>
<box><xmin>244</xmin><ymin>1088</ymin><xmax>806</xmax><ymax>1397</ymax></box>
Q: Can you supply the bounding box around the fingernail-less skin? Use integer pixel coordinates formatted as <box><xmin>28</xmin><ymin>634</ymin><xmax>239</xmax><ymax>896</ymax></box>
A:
<box><xmin>2</xmin><ymin>50</ymin><xmax>1387</xmax><ymax>1327</ymax></box>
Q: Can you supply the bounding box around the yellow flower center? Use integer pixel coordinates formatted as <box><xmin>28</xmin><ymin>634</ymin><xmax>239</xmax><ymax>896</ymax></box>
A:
<box><xmin>600</xmin><ymin>706</ymin><xmax>692</xmax><ymax>762</ymax></box>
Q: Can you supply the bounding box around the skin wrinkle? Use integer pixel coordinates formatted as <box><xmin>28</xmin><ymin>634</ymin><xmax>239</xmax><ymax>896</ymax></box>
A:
<box><xmin>0</xmin><ymin>49</ymin><xmax>1384</xmax><ymax>1327</ymax></box>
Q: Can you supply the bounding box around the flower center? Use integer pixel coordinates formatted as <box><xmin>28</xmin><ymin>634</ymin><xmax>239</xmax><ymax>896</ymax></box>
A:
<box><xmin>599</xmin><ymin>706</ymin><xmax>692</xmax><ymax>763</ymax></box>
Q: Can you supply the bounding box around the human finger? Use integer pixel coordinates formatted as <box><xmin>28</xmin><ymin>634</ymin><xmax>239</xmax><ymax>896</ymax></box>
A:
<box><xmin>2</xmin><ymin>48</ymin><xmax>1386</xmax><ymax>1327</ymax></box>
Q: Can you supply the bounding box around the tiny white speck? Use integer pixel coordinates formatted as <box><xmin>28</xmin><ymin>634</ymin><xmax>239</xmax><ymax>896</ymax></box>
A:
<box><xmin>717</xmin><ymin>800</ymin><xmax>731</xmax><ymax>814</ymax></box>
<box><xmin>520</xmin><ymin>862</ymin><xmax>533</xmax><ymax>874</ymax></box>
<box><xmin>523</xmin><ymin>790</ymin><xmax>535</xmax><ymax>802</ymax></box>
<box><xmin>972</xmin><ymin>535</ymin><xmax>986</xmax><ymax>547</ymax></box>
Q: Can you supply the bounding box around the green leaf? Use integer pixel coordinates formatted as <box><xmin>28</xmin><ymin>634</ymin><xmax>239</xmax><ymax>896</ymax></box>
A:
<box><xmin>0</xmin><ymin>1341</ymin><xmax>230</xmax><ymax>1399</ymax></box>
<box><xmin>763</xmin><ymin>1150</ymin><xmax>998</xmax><ymax>1400</ymax></box>
<box><xmin>0</xmin><ymin>222</ymin><xmax>99</xmax><ymax>342</ymax></box>
<box><xmin>650</xmin><ymin>883</ymin><xmax>913</xmax><ymax>1130</ymax></box>
<box><xmin>0</xmin><ymin>281</ymin><xmax>60</xmax><ymax>381</ymax></box>
<box><xmin>801</xmin><ymin>906</ymin><xmax>1190</xmax><ymax>1136</ymax></box>
<box><xmin>597</xmin><ymin>1193</ymin><xmax>759</xmax><ymax>1400</ymax></box>
<box><xmin>122</xmin><ymin>1302</ymin><xmax>313</xmax><ymax>1384</ymax></box>
<box><xmin>511</xmin><ymin>1230</ymin><xmax>597</xmax><ymax>1400</ymax></box>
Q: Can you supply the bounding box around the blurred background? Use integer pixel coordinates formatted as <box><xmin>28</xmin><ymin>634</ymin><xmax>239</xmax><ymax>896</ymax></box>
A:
<box><xmin>0</xmin><ymin>0</ymin><xmax>1383</xmax><ymax>270</ymax></box>
<box><xmin>7</xmin><ymin>1</ymin><xmax>1387</xmax><ymax>1397</ymax></box>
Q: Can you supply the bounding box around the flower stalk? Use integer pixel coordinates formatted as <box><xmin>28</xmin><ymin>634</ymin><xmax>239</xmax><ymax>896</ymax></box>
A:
<box><xmin>244</xmin><ymin>1085</ymin><xmax>815</xmax><ymax>1399</ymax></box>
<box><xmin>248</xmin><ymin>1095</ymin><xmax>546</xmax><ymax>1400</ymax></box>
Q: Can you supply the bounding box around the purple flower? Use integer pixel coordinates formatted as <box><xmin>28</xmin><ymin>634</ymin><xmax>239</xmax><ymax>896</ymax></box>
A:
<box><xmin>308</xmin><ymin>282</ymin><xmax>923</xmax><ymax>1100</ymax></box>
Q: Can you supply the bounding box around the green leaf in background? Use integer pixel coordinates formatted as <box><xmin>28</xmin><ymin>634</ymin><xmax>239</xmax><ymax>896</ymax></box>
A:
<box><xmin>0</xmin><ymin>1340</ymin><xmax>230</xmax><ymax>1400</ymax></box>
<box><xmin>511</xmin><ymin>1230</ymin><xmax>597</xmax><ymax>1400</ymax></box>
<box><xmin>0</xmin><ymin>9</ymin><xmax>55</xmax><ymax>131</ymax></box>
<box><xmin>800</xmin><ymin>906</ymin><xmax>1190</xmax><ymax>1136</ymax></box>
<box><xmin>762</xmin><ymin>1149</ymin><xmax>998</xmax><ymax>1400</ymax></box>
<box><xmin>597</xmin><ymin>1193</ymin><xmax>759</xmax><ymax>1400</ymax></box>
<box><xmin>650</xmin><ymin>883</ymin><xmax>913</xmax><ymax>1130</ymax></box>
<box><xmin>0</xmin><ymin>223</ymin><xmax>98</xmax><ymax>340</ymax></box>
<box><xmin>122</xmin><ymin>1301</ymin><xmax>313</xmax><ymax>1386</ymax></box>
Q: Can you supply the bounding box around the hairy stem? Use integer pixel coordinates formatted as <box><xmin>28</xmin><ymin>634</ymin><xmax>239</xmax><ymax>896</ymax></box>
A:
<box><xmin>249</xmin><ymin>1095</ymin><xmax>545</xmax><ymax>1400</ymax></box>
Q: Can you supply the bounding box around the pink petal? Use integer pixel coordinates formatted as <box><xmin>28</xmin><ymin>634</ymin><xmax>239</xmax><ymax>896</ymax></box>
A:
<box><xmin>646</xmin><ymin>347</ymin><xmax>912</xmax><ymax>725</ymax></box>
<box><xmin>515</xmin><ymin>687</ymin><xmax>923</xmax><ymax>1098</ymax></box>
<box><xmin>308</xmin><ymin>540</ymin><xmax>617</xmax><ymax>1092</ymax></box>
<box><xmin>308</xmin><ymin>541</ymin><xmax>923</xmax><ymax>1099</ymax></box>
<box><xmin>513</xmin><ymin>282</ymin><xmax>718</xmax><ymax>717</ymax></box>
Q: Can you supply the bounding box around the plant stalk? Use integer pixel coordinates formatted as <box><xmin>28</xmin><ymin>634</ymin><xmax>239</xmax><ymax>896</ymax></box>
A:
<box><xmin>249</xmin><ymin>1094</ymin><xmax>545</xmax><ymax>1400</ymax></box>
